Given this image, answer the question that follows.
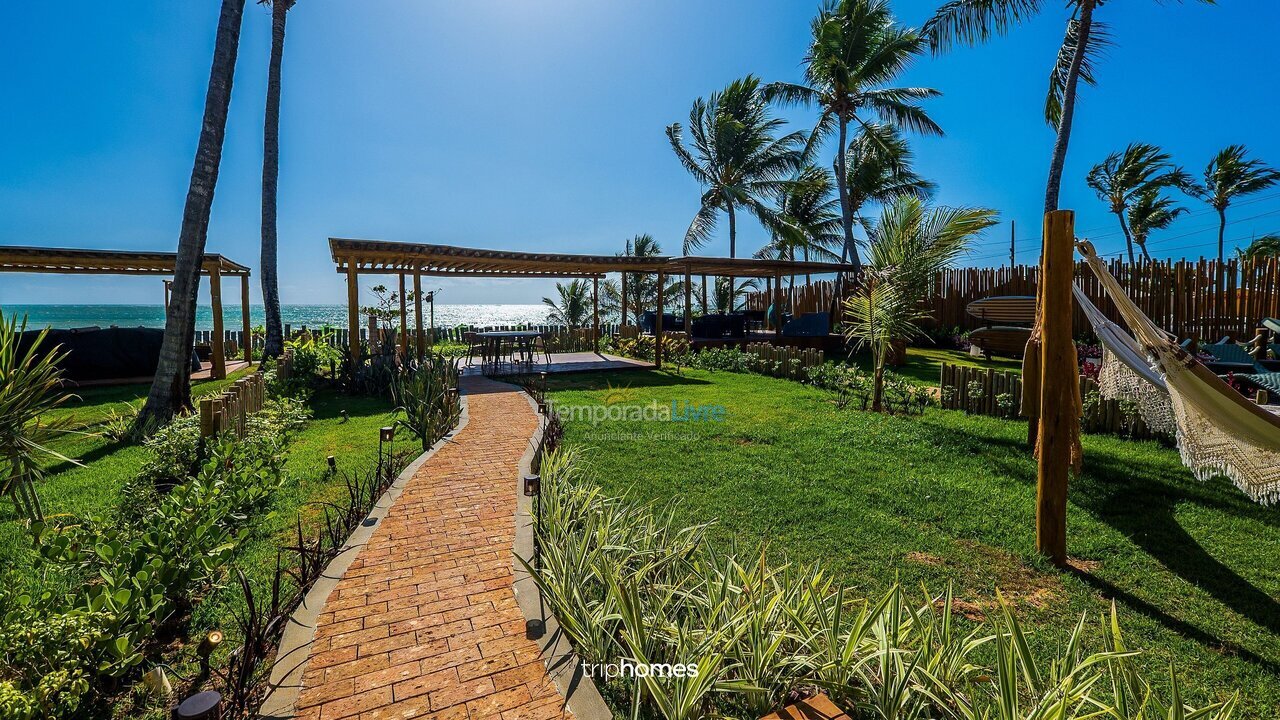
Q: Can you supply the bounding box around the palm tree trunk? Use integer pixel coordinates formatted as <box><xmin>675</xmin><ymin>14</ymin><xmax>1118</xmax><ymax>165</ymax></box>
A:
<box><xmin>1043</xmin><ymin>0</ymin><xmax>1095</xmax><ymax>214</ymax></box>
<box><xmin>726</xmin><ymin>201</ymin><xmax>737</xmax><ymax>302</ymax></box>
<box><xmin>261</xmin><ymin>0</ymin><xmax>290</xmax><ymax>359</ymax></box>
<box><xmin>138</xmin><ymin>0</ymin><xmax>247</xmax><ymax>428</ymax></box>
<box><xmin>1217</xmin><ymin>206</ymin><xmax>1228</xmax><ymax>287</ymax></box>
<box><xmin>1136</xmin><ymin>238</ymin><xmax>1151</xmax><ymax>262</ymax></box>
<box><xmin>1115</xmin><ymin>210</ymin><xmax>1135</xmax><ymax>265</ymax></box>
<box><xmin>833</xmin><ymin>115</ymin><xmax>859</xmax><ymax>269</ymax></box>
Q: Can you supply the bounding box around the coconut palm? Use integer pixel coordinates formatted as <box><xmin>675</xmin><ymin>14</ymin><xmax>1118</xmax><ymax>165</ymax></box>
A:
<box><xmin>543</xmin><ymin>280</ymin><xmax>592</xmax><ymax>329</ymax></box>
<box><xmin>0</xmin><ymin>313</ymin><xmax>77</xmax><ymax>520</ymax></box>
<box><xmin>668</xmin><ymin>75</ymin><xmax>806</xmax><ymax>299</ymax></box>
<box><xmin>1184</xmin><ymin>145</ymin><xmax>1280</xmax><ymax>266</ymax></box>
<box><xmin>1085</xmin><ymin>143</ymin><xmax>1187</xmax><ymax>263</ymax></box>
<box><xmin>845</xmin><ymin>123</ymin><xmax>937</xmax><ymax>234</ymax></box>
<box><xmin>1238</xmin><ymin>234</ymin><xmax>1280</xmax><ymax>260</ymax></box>
<box><xmin>1127</xmin><ymin>189</ymin><xmax>1186</xmax><ymax>261</ymax></box>
<box><xmin>844</xmin><ymin>196</ymin><xmax>997</xmax><ymax>410</ymax></box>
<box><xmin>706</xmin><ymin>276</ymin><xmax>759</xmax><ymax>315</ymax></box>
<box><xmin>925</xmin><ymin>0</ymin><xmax>1211</xmax><ymax>214</ymax></box>
<box><xmin>766</xmin><ymin>0</ymin><xmax>940</xmax><ymax>270</ymax></box>
<box><xmin>758</xmin><ymin>166</ymin><xmax>843</xmax><ymax>287</ymax></box>
<box><xmin>615</xmin><ymin>234</ymin><xmax>665</xmax><ymax>327</ymax></box>
<box><xmin>138</xmin><ymin>0</ymin><xmax>248</xmax><ymax>428</ymax></box>
<box><xmin>259</xmin><ymin>0</ymin><xmax>297</xmax><ymax>359</ymax></box>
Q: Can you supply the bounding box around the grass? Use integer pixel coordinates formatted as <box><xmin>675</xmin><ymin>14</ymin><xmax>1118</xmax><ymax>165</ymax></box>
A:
<box><xmin>0</xmin><ymin>372</ymin><xmax>408</xmax><ymax>718</ymax></box>
<box><xmin>547</xmin><ymin>367</ymin><xmax>1279</xmax><ymax>717</ymax></box>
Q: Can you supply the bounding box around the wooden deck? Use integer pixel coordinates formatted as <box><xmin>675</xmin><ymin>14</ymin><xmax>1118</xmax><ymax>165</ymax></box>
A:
<box><xmin>461</xmin><ymin>352</ymin><xmax>653</xmax><ymax>376</ymax></box>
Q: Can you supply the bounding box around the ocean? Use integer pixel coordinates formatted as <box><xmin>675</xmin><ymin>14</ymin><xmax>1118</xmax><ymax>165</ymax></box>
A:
<box><xmin>1</xmin><ymin>304</ymin><xmax>552</xmax><ymax>331</ymax></box>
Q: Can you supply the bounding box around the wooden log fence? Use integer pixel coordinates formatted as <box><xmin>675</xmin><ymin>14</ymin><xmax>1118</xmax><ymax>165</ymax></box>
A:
<box><xmin>745</xmin><ymin>255</ymin><xmax>1280</xmax><ymax>342</ymax></box>
<box><xmin>938</xmin><ymin>362</ymin><xmax>1158</xmax><ymax>439</ymax></box>
<box><xmin>198</xmin><ymin>373</ymin><xmax>268</xmax><ymax>439</ymax></box>
<box><xmin>743</xmin><ymin>343</ymin><xmax>824</xmax><ymax>381</ymax></box>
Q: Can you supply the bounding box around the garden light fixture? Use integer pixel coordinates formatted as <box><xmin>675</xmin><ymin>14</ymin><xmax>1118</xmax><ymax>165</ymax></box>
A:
<box><xmin>523</xmin><ymin>474</ymin><xmax>540</xmax><ymax>497</ymax></box>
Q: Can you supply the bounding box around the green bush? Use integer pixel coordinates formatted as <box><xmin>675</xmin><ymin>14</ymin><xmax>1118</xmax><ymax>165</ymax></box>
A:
<box><xmin>0</xmin><ymin>398</ymin><xmax>304</xmax><ymax>716</ymax></box>
<box><xmin>523</xmin><ymin>448</ymin><xmax>1238</xmax><ymax>720</ymax></box>
<box><xmin>391</xmin><ymin>355</ymin><xmax>461</xmax><ymax>450</ymax></box>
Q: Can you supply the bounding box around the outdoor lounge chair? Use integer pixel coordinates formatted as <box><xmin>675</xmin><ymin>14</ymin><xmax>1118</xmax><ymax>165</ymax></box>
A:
<box><xmin>1199</xmin><ymin>341</ymin><xmax>1280</xmax><ymax>397</ymax></box>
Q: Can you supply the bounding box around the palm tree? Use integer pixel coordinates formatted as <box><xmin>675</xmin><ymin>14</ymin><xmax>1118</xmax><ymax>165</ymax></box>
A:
<box><xmin>1085</xmin><ymin>143</ymin><xmax>1187</xmax><ymax>263</ymax></box>
<box><xmin>1127</xmin><ymin>189</ymin><xmax>1186</xmax><ymax>261</ymax></box>
<box><xmin>259</xmin><ymin>0</ymin><xmax>297</xmax><ymax>359</ymax></box>
<box><xmin>138</xmin><ymin>0</ymin><xmax>248</xmax><ymax>428</ymax></box>
<box><xmin>1238</xmin><ymin>234</ymin><xmax>1280</xmax><ymax>260</ymax></box>
<box><xmin>845</xmin><ymin>123</ymin><xmax>937</xmax><ymax>233</ymax></box>
<box><xmin>667</xmin><ymin>75</ymin><xmax>805</xmax><ymax>299</ymax></box>
<box><xmin>617</xmin><ymin>234</ymin><xmax>666</xmax><ymax>327</ymax></box>
<box><xmin>925</xmin><ymin>0</ymin><xmax>1211</xmax><ymax>214</ymax></box>
<box><xmin>707</xmin><ymin>276</ymin><xmax>759</xmax><ymax>315</ymax></box>
<box><xmin>844</xmin><ymin>196</ymin><xmax>997</xmax><ymax>410</ymax></box>
<box><xmin>543</xmin><ymin>280</ymin><xmax>592</xmax><ymax>328</ymax></box>
<box><xmin>1184</xmin><ymin>145</ymin><xmax>1280</xmax><ymax>266</ymax></box>
<box><xmin>758</xmin><ymin>166</ymin><xmax>843</xmax><ymax>288</ymax></box>
<box><xmin>766</xmin><ymin>0</ymin><xmax>940</xmax><ymax>270</ymax></box>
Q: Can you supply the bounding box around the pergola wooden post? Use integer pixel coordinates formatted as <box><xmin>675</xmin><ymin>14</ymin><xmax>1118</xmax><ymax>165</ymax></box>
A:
<box><xmin>346</xmin><ymin>258</ymin><xmax>360</xmax><ymax>357</ymax></box>
<box><xmin>592</xmin><ymin>276</ymin><xmax>600</xmax><ymax>352</ymax></box>
<box><xmin>684</xmin><ymin>265</ymin><xmax>692</xmax><ymax>332</ymax></box>
<box><xmin>209</xmin><ymin>265</ymin><xmax>226</xmax><ymax>380</ymax></box>
<box><xmin>1036</xmin><ymin>210</ymin><xmax>1079</xmax><ymax>565</ymax></box>
<box><xmin>620</xmin><ymin>272</ymin><xmax>629</xmax><ymax>327</ymax></box>
<box><xmin>413</xmin><ymin>271</ymin><xmax>425</xmax><ymax>360</ymax></box>
<box><xmin>774</xmin><ymin>272</ymin><xmax>783</xmax><ymax>337</ymax></box>
<box><xmin>398</xmin><ymin>272</ymin><xmax>409</xmax><ymax>361</ymax></box>
<box><xmin>655</xmin><ymin>271</ymin><xmax>665</xmax><ymax>369</ymax></box>
<box><xmin>241</xmin><ymin>274</ymin><xmax>253</xmax><ymax>363</ymax></box>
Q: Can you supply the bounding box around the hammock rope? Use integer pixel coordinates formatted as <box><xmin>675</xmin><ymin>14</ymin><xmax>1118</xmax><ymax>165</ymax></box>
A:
<box><xmin>1076</xmin><ymin>240</ymin><xmax>1280</xmax><ymax>505</ymax></box>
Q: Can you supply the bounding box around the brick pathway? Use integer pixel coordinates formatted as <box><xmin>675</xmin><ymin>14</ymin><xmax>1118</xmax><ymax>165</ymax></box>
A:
<box><xmin>293</xmin><ymin>376</ymin><xmax>572</xmax><ymax>720</ymax></box>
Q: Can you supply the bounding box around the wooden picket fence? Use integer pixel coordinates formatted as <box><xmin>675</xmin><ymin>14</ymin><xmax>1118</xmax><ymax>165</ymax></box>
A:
<box><xmin>744</xmin><ymin>343</ymin><xmax>824</xmax><ymax>380</ymax></box>
<box><xmin>938</xmin><ymin>362</ymin><xmax>1159</xmax><ymax>439</ymax></box>
<box><xmin>745</xmin><ymin>256</ymin><xmax>1280</xmax><ymax>342</ymax></box>
<box><xmin>198</xmin><ymin>373</ymin><xmax>268</xmax><ymax>439</ymax></box>
<box><xmin>276</xmin><ymin>323</ymin><xmax>623</xmax><ymax>349</ymax></box>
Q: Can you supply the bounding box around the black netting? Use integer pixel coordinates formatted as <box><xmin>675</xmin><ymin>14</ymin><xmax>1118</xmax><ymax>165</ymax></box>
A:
<box><xmin>17</xmin><ymin>327</ymin><xmax>201</xmax><ymax>382</ymax></box>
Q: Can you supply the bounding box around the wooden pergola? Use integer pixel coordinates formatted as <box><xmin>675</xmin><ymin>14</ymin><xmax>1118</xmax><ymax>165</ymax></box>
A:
<box><xmin>0</xmin><ymin>245</ymin><xmax>253</xmax><ymax>380</ymax></box>
<box><xmin>329</xmin><ymin>238</ymin><xmax>855</xmax><ymax>368</ymax></box>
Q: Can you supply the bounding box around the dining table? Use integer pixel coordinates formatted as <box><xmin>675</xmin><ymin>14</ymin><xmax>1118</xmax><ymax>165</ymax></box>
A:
<box><xmin>475</xmin><ymin>330</ymin><xmax>541</xmax><ymax>369</ymax></box>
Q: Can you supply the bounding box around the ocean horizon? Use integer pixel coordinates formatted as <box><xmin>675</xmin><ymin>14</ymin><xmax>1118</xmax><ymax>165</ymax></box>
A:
<box><xmin>0</xmin><ymin>304</ymin><xmax>552</xmax><ymax>332</ymax></box>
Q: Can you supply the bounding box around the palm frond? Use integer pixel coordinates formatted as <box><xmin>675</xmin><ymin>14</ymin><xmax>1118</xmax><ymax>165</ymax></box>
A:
<box><xmin>924</xmin><ymin>0</ymin><xmax>1044</xmax><ymax>53</ymax></box>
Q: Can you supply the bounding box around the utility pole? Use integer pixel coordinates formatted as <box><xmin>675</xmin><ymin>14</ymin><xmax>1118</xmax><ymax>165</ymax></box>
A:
<box><xmin>1010</xmin><ymin>220</ymin><xmax>1017</xmax><ymax>268</ymax></box>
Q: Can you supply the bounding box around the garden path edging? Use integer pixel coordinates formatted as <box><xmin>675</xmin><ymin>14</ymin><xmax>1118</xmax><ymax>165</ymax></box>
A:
<box><xmin>257</xmin><ymin>398</ymin><xmax>471</xmax><ymax>720</ymax></box>
<box><xmin>510</xmin><ymin>384</ymin><xmax>613</xmax><ymax>720</ymax></box>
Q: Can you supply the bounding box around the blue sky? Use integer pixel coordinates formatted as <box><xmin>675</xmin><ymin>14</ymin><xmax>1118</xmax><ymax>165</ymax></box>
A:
<box><xmin>2</xmin><ymin>1</ymin><xmax>1278</xmax><ymax>306</ymax></box>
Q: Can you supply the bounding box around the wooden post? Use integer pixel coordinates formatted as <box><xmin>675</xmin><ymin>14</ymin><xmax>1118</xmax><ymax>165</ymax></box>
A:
<box><xmin>1036</xmin><ymin>210</ymin><xmax>1078</xmax><ymax>565</ymax></box>
<box><xmin>399</xmin><ymin>272</ymin><xmax>409</xmax><ymax>361</ymax></box>
<box><xmin>413</xmin><ymin>271</ymin><xmax>425</xmax><ymax>360</ymax></box>
<box><xmin>620</xmin><ymin>271</ymin><xmax>629</xmax><ymax>327</ymax></box>
<box><xmin>765</xmin><ymin>277</ymin><xmax>772</xmax><ymax>330</ymax></box>
<box><xmin>346</xmin><ymin>258</ymin><xmax>360</xmax><ymax>359</ymax></box>
<box><xmin>210</xmin><ymin>265</ymin><xmax>226</xmax><ymax>380</ymax></box>
<box><xmin>775</xmin><ymin>272</ymin><xmax>783</xmax><ymax>338</ymax></box>
<box><xmin>241</xmin><ymin>274</ymin><xmax>253</xmax><ymax>363</ymax></box>
<box><xmin>684</xmin><ymin>265</ymin><xmax>692</xmax><ymax>333</ymax></box>
<box><xmin>655</xmin><ymin>271</ymin><xmax>665</xmax><ymax>369</ymax></box>
<box><xmin>592</xmin><ymin>276</ymin><xmax>600</xmax><ymax>353</ymax></box>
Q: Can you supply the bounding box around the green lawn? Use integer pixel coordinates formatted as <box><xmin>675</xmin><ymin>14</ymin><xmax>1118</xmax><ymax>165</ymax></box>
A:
<box><xmin>1</xmin><ymin>374</ymin><xmax>406</xmax><ymax>718</ymax></box>
<box><xmin>846</xmin><ymin>345</ymin><xmax>1024</xmax><ymax>385</ymax></box>
<box><xmin>547</xmin><ymin>368</ymin><xmax>1278</xmax><ymax>717</ymax></box>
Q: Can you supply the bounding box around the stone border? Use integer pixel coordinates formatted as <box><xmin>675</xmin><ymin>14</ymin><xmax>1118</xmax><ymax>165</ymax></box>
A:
<box><xmin>510</xmin><ymin>386</ymin><xmax>613</xmax><ymax>720</ymax></box>
<box><xmin>258</xmin><ymin>399</ymin><xmax>472</xmax><ymax>720</ymax></box>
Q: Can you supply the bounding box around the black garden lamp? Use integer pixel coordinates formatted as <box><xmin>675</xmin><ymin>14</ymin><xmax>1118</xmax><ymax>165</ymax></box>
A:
<box><xmin>175</xmin><ymin>690</ymin><xmax>222</xmax><ymax>720</ymax></box>
<box><xmin>378</xmin><ymin>426</ymin><xmax>395</xmax><ymax>476</ymax></box>
<box><xmin>196</xmin><ymin>629</ymin><xmax>223</xmax><ymax>677</ymax></box>
<box><xmin>523</xmin><ymin>473</ymin><xmax>541</xmax><ymax>497</ymax></box>
<box><xmin>538</xmin><ymin>371</ymin><xmax>549</xmax><ymax>414</ymax></box>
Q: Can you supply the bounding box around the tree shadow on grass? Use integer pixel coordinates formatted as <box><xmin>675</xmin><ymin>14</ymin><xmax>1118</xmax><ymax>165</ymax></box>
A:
<box><xmin>1072</xmin><ymin>449</ymin><xmax>1280</xmax><ymax>639</ymax></box>
<box><xmin>542</xmin><ymin>370</ymin><xmax>713</xmax><ymax>393</ymax></box>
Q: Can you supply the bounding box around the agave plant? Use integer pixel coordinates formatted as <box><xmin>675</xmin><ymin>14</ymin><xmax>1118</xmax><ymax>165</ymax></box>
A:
<box><xmin>390</xmin><ymin>354</ymin><xmax>460</xmax><ymax>451</ymax></box>
<box><xmin>0</xmin><ymin>312</ymin><xmax>78</xmax><ymax>520</ymax></box>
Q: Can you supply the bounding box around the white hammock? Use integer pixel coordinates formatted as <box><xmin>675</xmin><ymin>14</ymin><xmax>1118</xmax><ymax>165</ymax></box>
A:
<box><xmin>1076</xmin><ymin>241</ymin><xmax>1280</xmax><ymax>505</ymax></box>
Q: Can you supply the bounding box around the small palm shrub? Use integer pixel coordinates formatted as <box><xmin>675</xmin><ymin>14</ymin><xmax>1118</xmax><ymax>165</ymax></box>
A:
<box><xmin>523</xmin><ymin>448</ymin><xmax>1239</xmax><ymax>720</ymax></box>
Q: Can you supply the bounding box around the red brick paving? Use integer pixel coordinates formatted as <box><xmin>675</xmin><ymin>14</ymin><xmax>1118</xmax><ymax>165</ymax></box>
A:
<box><xmin>293</xmin><ymin>376</ymin><xmax>571</xmax><ymax>720</ymax></box>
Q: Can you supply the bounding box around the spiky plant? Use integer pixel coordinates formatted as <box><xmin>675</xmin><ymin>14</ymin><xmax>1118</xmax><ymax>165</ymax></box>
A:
<box><xmin>0</xmin><ymin>312</ymin><xmax>77</xmax><ymax>520</ymax></box>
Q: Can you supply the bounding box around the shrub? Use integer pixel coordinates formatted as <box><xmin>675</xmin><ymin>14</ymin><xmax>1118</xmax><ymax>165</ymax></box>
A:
<box><xmin>391</xmin><ymin>355</ymin><xmax>462</xmax><ymax>450</ymax></box>
<box><xmin>522</xmin><ymin>449</ymin><xmax>1239</xmax><ymax>720</ymax></box>
<box><xmin>613</xmin><ymin>335</ymin><xmax>690</xmax><ymax>362</ymax></box>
